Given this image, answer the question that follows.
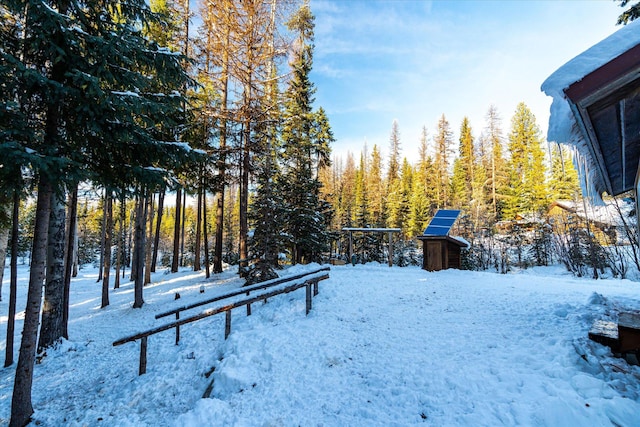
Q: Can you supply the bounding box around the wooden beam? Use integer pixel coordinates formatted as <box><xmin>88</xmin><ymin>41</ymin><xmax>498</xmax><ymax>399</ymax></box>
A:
<box><xmin>139</xmin><ymin>337</ymin><xmax>148</xmax><ymax>376</ymax></box>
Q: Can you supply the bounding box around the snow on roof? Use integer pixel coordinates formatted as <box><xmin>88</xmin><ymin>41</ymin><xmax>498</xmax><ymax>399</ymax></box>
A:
<box><xmin>541</xmin><ymin>19</ymin><xmax>640</xmax><ymax>199</ymax></box>
<box><xmin>549</xmin><ymin>199</ymin><xmax>633</xmax><ymax>227</ymax></box>
<box><xmin>449</xmin><ymin>235</ymin><xmax>471</xmax><ymax>249</ymax></box>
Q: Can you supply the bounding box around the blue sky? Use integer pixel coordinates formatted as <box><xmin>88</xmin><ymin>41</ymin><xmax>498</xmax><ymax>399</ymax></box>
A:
<box><xmin>309</xmin><ymin>0</ymin><xmax>623</xmax><ymax>163</ymax></box>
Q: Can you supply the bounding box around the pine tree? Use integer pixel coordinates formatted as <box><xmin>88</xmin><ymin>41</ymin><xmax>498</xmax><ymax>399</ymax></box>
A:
<box><xmin>387</xmin><ymin>120</ymin><xmax>402</xmax><ymax>191</ymax></box>
<box><xmin>280</xmin><ymin>2</ymin><xmax>332</xmax><ymax>264</ymax></box>
<box><xmin>416</xmin><ymin>126</ymin><xmax>437</xmax><ymax>215</ymax></box>
<box><xmin>353</xmin><ymin>153</ymin><xmax>369</xmax><ymax>227</ymax></box>
<box><xmin>470</xmin><ymin>134</ymin><xmax>489</xmax><ymax>230</ymax></box>
<box><xmin>505</xmin><ymin>102</ymin><xmax>548</xmax><ymax>218</ymax></box>
<box><xmin>616</xmin><ymin>0</ymin><xmax>640</xmax><ymax>24</ymax></box>
<box><xmin>451</xmin><ymin>117</ymin><xmax>474</xmax><ymax>210</ymax></box>
<box><xmin>408</xmin><ymin>167</ymin><xmax>431</xmax><ymax>237</ymax></box>
<box><xmin>340</xmin><ymin>154</ymin><xmax>357</xmax><ymax>228</ymax></box>
<box><xmin>434</xmin><ymin>114</ymin><xmax>454</xmax><ymax>208</ymax></box>
<box><xmin>548</xmin><ymin>144</ymin><xmax>581</xmax><ymax>201</ymax></box>
<box><xmin>483</xmin><ymin>105</ymin><xmax>507</xmax><ymax>221</ymax></box>
<box><xmin>249</xmin><ymin>58</ymin><xmax>284</xmax><ymax>269</ymax></box>
<box><xmin>3</xmin><ymin>1</ymin><xmax>193</xmax><ymax>424</ymax></box>
<box><xmin>368</xmin><ymin>145</ymin><xmax>386</xmax><ymax>227</ymax></box>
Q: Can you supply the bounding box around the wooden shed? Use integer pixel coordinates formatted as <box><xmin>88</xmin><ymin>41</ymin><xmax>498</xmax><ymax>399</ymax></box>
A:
<box><xmin>417</xmin><ymin>235</ymin><xmax>468</xmax><ymax>271</ymax></box>
<box><xmin>417</xmin><ymin>210</ymin><xmax>468</xmax><ymax>271</ymax></box>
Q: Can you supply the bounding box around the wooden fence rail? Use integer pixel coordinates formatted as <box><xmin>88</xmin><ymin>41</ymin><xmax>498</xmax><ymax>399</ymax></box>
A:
<box><xmin>113</xmin><ymin>272</ymin><xmax>329</xmax><ymax>375</ymax></box>
<box><xmin>155</xmin><ymin>267</ymin><xmax>330</xmax><ymax>345</ymax></box>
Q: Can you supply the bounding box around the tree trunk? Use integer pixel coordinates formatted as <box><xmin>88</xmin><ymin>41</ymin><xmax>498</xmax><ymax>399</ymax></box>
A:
<box><xmin>10</xmin><ymin>178</ymin><xmax>52</xmax><ymax>427</ymax></box>
<box><xmin>239</xmin><ymin>119</ymin><xmax>250</xmax><ymax>272</ymax></box>
<box><xmin>5</xmin><ymin>190</ymin><xmax>19</xmax><ymax>367</ymax></box>
<box><xmin>130</xmin><ymin>201</ymin><xmax>138</xmax><ymax>284</ymax></box>
<box><xmin>97</xmin><ymin>189</ymin><xmax>106</xmax><ymax>283</ymax></box>
<box><xmin>101</xmin><ymin>194</ymin><xmax>112</xmax><ymax>308</ymax></box>
<box><xmin>203</xmin><ymin>189</ymin><xmax>210</xmax><ymax>279</ymax></box>
<box><xmin>114</xmin><ymin>193</ymin><xmax>125</xmax><ymax>289</ymax></box>
<box><xmin>213</xmin><ymin>21</ymin><xmax>231</xmax><ymax>275</ymax></box>
<box><xmin>38</xmin><ymin>189</ymin><xmax>67</xmax><ymax>352</ymax></box>
<box><xmin>151</xmin><ymin>186</ymin><xmax>165</xmax><ymax>272</ymax></box>
<box><xmin>133</xmin><ymin>190</ymin><xmax>146</xmax><ymax>308</ymax></box>
<box><xmin>194</xmin><ymin>185</ymin><xmax>202</xmax><ymax>271</ymax></box>
<box><xmin>63</xmin><ymin>185</ymin><xmax>78</xmax><ymax>338</ymax></box>
<box><xmin>180</xmin><ymin>190</ymin><xmax>186</xmax><ymax>267</ymax></box>
<box><xmin>171</xmin><ymin>186</ymin><xmax>182</xmax><ymax>273</ymax></box>
<box><xmin>214</xmin><ymin>189</ymin><xmax>225</xmax><ymax>273</ymax></box>
<box><xmin>72</xmin><ymin>222</ymin><xmax>78</xmax><ymax>278</ymax></box>
<box><xmin>127</xmin><ymin>205</ymin><xmax>134</xmax><ymax>273</ymax></box>
<box><xmin>0</xmin><ymin>218</ymin><xmax>9</xmax><ymax>301</ymax></box>
<box><xmin>144</xmin><ymin>193</ymin><xmax>154</xmax><ymax>285</ymax></box>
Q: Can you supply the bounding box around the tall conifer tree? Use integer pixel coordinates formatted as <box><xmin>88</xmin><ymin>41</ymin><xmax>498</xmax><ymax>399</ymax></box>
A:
<box><xmin>280</xmin><ymin>2</ymin><xmax>332</xmax><ymax>263</ymax></box>
<box><xmin>505</xmin><ymin>102</ymin><xmax>548</xmax><ymax>218</ymax></box>
<box><xmin>434</xmin><ymin>114</ymin><xmax>454</xmax><ymax>208</ymax></box>
<box><xmin>2</xmin><ymin>1</ymin><xmax>192</xmax><ymax>424</ymax></box>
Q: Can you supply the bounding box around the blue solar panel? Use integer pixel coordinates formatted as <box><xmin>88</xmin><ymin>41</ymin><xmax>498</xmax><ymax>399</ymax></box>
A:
<box><xmin>423</xmin><ymin>209</ymin><xmax>461</xmax><ymax>236</ymax></box>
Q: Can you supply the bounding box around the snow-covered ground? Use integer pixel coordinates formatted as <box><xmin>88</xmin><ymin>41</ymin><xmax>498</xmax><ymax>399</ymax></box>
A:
<box><xmin>1</xmin><ymin>262</ymin><xmax>640</xmax><ymax>426</ymax></box>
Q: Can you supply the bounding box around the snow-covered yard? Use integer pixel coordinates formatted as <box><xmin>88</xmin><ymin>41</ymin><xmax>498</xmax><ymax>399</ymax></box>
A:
<box><xmin>1</xmin><ymin>262</ymin><xmax>640</xmax><ymax>426</ymax></box>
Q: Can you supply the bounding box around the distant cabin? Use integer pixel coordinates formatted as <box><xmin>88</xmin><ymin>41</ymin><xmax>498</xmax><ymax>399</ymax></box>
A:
<box><xmin>547</xmin><ymin>200</ymin><xmax>618</xmax><ymax>245</ymax></box>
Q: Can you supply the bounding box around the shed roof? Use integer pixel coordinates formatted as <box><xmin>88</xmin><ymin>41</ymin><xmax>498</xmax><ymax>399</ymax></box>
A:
<box><xmin>541</xmin><ymin>19</ymin><xmax>640</xmax><ymax>198</ymax></box>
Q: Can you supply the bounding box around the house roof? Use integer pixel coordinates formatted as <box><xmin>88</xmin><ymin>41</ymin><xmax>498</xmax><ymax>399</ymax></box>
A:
<box><xmin>547</xmin><ymin>199</ymin><xmax>629</xmax><ymax>228</ymax></box>
<box><xmin>541</xmin><ymin>19</ymin><xmax>640</xmax><ymax>198</ymax></box>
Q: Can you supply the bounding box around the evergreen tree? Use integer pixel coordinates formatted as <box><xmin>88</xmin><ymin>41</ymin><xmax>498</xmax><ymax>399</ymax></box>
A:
<box><xmin>450</xmin><ymin>158</ymin><xmax>467</xmax><ymax>210</ymax></box>
<box><xmin>248</xmin><ymin>0</ymin><xmax>286</xmax><ymax>271</ymax></box>
<box><xmin>400</xmin><ymin>158</ymin><xmax>413</xmax><ymax>231</ymax></box>
<box><xmin>2</xmin><ymin>1</ymin><xmax>193</xmax><ymax>424</ymax></box>
<box><xmin>368</xmin><ymin>145</ymin><xmax>385</xmax><ymax>227</ymax></box>
<box><xmin>387</xmin><ymin>120</ymin><xmax>402</xmax><ymax>190</ymax></box>
<box><xmin>470</xmin><ymin>133</ymin><xmax>489</xmax><ymax>230</ymax></box>
<box><xmin>385</xmin><ymin>121</ymin><xmax>405</xmax><ymax>231</ymax></box>
<box><xmin>483</xmin><ymin>105</ymin><xmax>507</xmax><ymax>221</ymax></box>
<box><xmin>434</xmin><ymin>114</ymin><xmax>454</xmax><ymax>208</ymax></box>
<box><xmin>505</xmin><ymin>102</ymin><xmax>548</xmax><ymax>218</ymax></box>
<box><xmin>280</xmin><ymin>2</ymin><xmax>332</xmax><ymax>264</ymax></box>
<box><xmin>353</xmin><ymin>153</ymin><xmax>369</xmax><ymax>227</ymax></box>
<box><xmin>451</xmin><ymin>117</ymin><xmax>474</xmax><ymax>210</ymax></box>
<box><xmin>616</xmin><ymin>0</ymin><xmax>640</xmax><ymax>24</ymax></box>
<box><xmin>416</xmin><ymin>126</ymin><xmax>437</xmax><ymax>215</ymax></box>
<box><xmin>408</xmin><ymin>167</ymin><xmax>431</xmax><ymax>237</ymax></box>
<box><xmin>340</xmin><ymin>153</ymin><xmax>357</xmax><ymax>228</ymax></box>
<box><xmin>548</xmin><ymin>144</ymin><xmax>581</xmax><ymax>201</ymax></box>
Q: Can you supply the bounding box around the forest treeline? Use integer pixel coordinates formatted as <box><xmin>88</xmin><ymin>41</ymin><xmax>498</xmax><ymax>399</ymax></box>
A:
<box><xmin>322</xmin><ymin>104</ymin><xmax>579</xmax><ymax>240</ymax></box>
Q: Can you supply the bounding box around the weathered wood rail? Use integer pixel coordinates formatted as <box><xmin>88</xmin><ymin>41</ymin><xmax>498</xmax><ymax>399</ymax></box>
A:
<box><xmin>113</xmin><ymin>268</ymin><xmax>330</xmax><ymax>375</ymax></box>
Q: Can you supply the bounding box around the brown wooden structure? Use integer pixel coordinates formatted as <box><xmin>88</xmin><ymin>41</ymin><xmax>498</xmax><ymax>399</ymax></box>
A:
<box><xmin>417</xmin><ymin>235</ymin><xmax>468</xmax><ymax>272</ymax></box>
<box><xmin>342</xmin><ymin>227</ymin><xmax>402</xmax><ymax>267</ymax></box>
<box><xmin>113</xmin><ymin>268</ymin><xmax>330</xmax><ymax>375</ymax></box>
<box><xmin>589</xmin><ymin>312</ymin><xmax>640</xmax><ymax>358</ymax></box>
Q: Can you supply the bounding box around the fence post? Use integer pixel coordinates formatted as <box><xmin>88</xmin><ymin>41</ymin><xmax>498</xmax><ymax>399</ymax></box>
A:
<box><xmin>225</xmin><ymin>310</ymin><xmax>232</xmax><ymax>339</ymax></box>
<box><xmin>306</xmin><ymin>284</ymin><xmax>312</xmax><ymax>315</ymax></box>
<box><xmin>139</xmin><ymin>336</ymin><xmax>148</xmax><ymax>376</ymax></box>
<box><xmin>246</xmin><ymin>291</ymin><xmax>252</xmax><ymax>316</ymax></box>
<box><xmin>175</xmin><ymin>312</ymin><xmax>180</xmax><ymax>345</ymax></box>
<box><xmin>313</xmin><ymin>280</ymin><xmax>319</xmax><ymax>296</ymax></box>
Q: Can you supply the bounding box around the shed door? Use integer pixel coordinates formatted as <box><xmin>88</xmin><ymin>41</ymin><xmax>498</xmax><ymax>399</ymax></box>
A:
<box><xmin>426</xmin><ymin>241</ymin><xmax>442</xmax><ymax>271</ymax></box>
